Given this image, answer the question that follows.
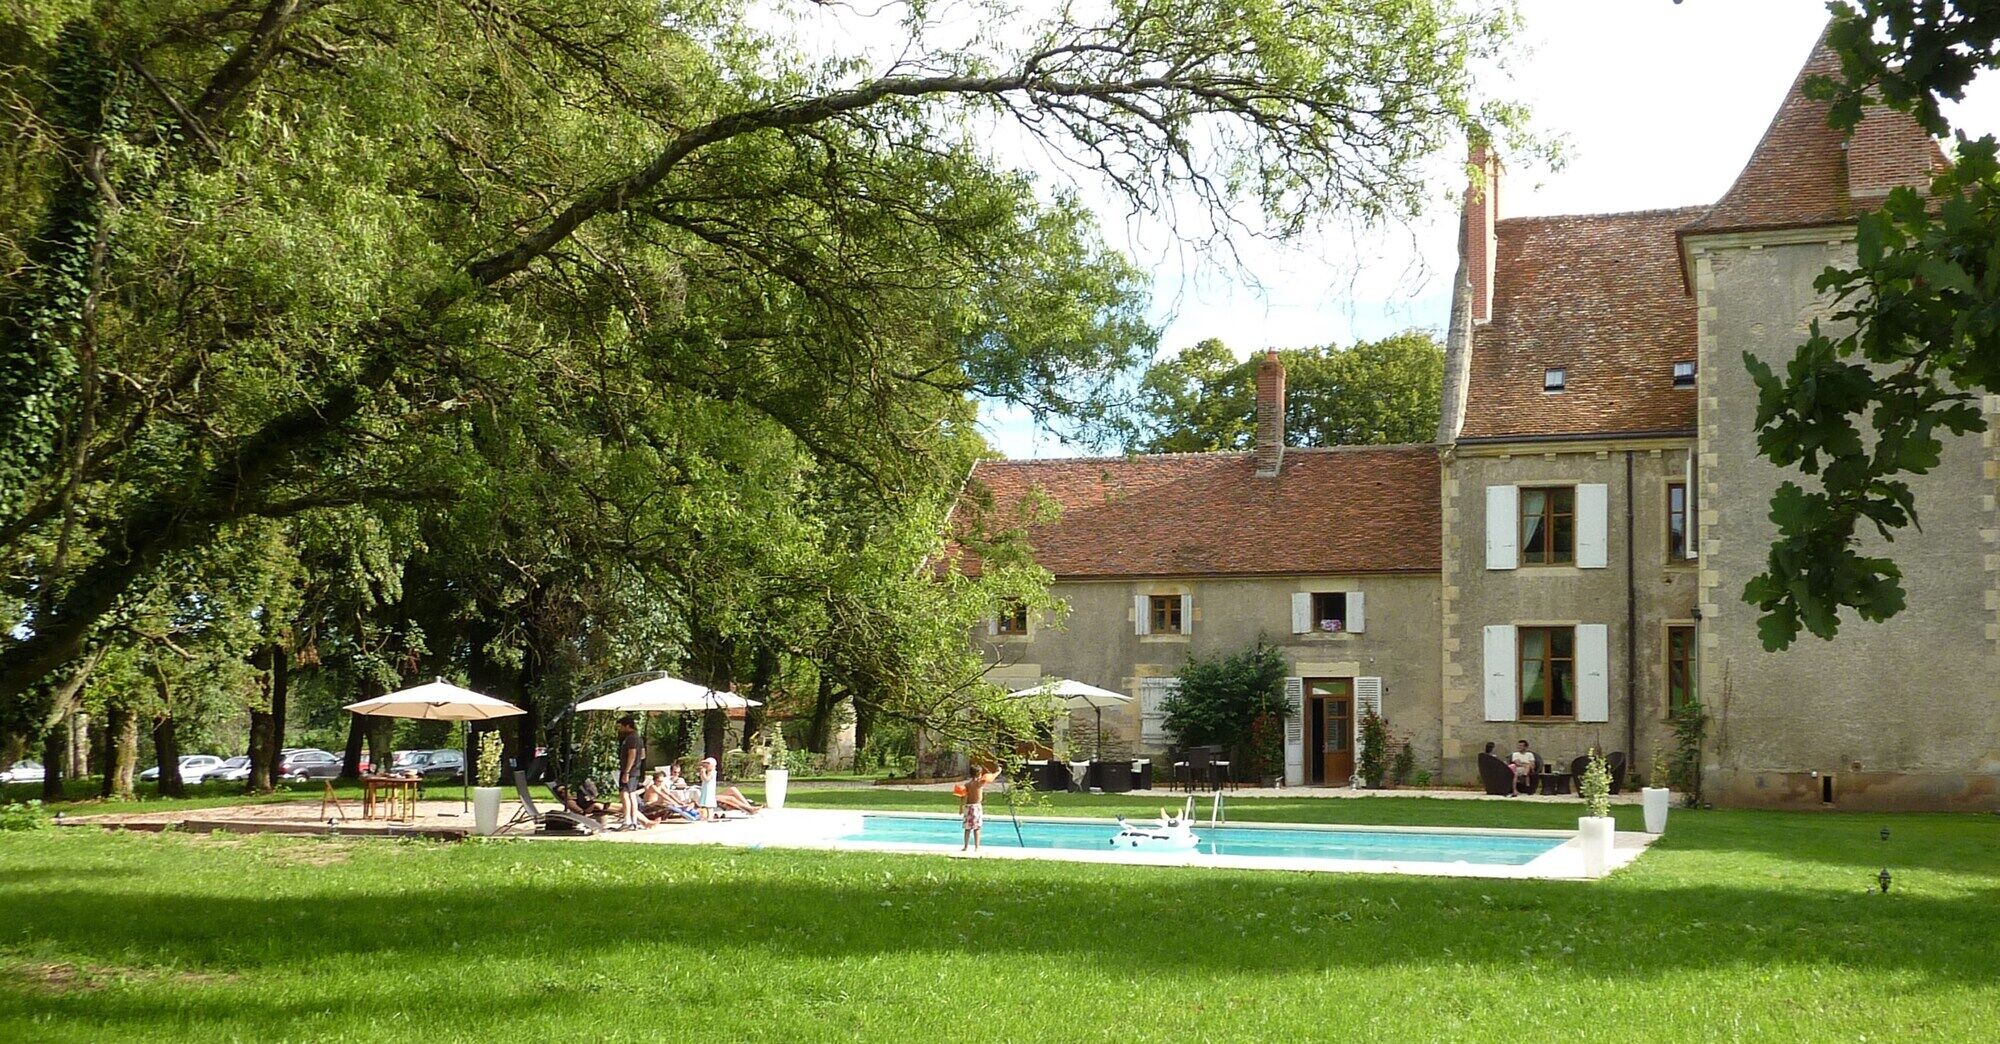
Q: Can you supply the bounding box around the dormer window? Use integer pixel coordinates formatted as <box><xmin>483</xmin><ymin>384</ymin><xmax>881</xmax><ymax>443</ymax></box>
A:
<box><xmin>1672</xmin><ymin>361</ymin><xmax>1696</xmax><ymax>388</ymax></box>
<box><xmin>1543</xmin><ymin>368</ymin><xmax>1566</xmax><ymax>393</ymax></box>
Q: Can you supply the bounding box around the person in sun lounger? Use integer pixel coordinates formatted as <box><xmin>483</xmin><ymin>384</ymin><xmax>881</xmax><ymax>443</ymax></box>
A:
<box><xmin>641</xmin><ymin>770</ymin><xmax>699</xmax><ymax>822</ymax></box>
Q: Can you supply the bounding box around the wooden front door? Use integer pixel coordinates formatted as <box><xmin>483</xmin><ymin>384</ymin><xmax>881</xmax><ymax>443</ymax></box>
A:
<box><xmin>1306</xmin><ymin>678</ymin><xmax>1354</xmax><ymax>786</ymax></box>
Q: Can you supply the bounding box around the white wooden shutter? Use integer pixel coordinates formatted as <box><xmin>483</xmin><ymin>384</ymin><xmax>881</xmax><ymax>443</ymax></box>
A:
<box><xmin>1483</xmin><ymin>624</ymin><xmax>1517</xmax><ymax>721</ymax></box>
<box><xmin>1139</xmin><ymin>679</ymin><xmax>1177</xmax><ymax>746</ymax></box>
<box><xmin>1347</xmin><ymin>591</ymin><xmax>1366</xmax><ymax>633</ymax></box>
<box><xmin>1576</xmin><ymin>623</ymin><xmax>1610</xmax><ymax>722</ymax></box>
<box><xmin>1283</xmin><ymin>676</ymin><xmax>1305</xmax><ymax>785</ymax></box>
<box><xmin>1134</xmin><ymin>594</ymin><xmax>1150</xmax><ymax>636</ymax></box>
<box><xmin>1353</xmin><ymin>676</ymin><xmax>1383</xmax><ymax>754</ymax></box>
<box><xmin>1290</xmin><ymin>592</ymin><xmax>1312</xmax><ymax>635</ymax></box>
<box><xmin>1485</xmin><ymin>485</ymin><xmax>1518</xmax><ymax>570</ymax></box>
<box><xmin>1576</xmin><ymin>483</ymin><xmax>1609</xmax><ymax>569</ymax></box>
<box><xmin>986</xmin><ymin>617</ymin><xmax>998</xmax><ymax>637</ymax></box>
<box><xmin>1180</xmin><ymin>593</ymin><xmax>1193</xmax><ymax>636</ymax></box>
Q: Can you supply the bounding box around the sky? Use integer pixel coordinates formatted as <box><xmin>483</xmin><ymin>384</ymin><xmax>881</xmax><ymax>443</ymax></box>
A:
<box><xmin>766</xmin><ymin>1</ymin><xmax>2000</xmax><ymax>459</ymax></box>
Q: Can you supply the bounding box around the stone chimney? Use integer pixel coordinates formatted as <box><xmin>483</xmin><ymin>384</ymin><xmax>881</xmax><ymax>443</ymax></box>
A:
<box><xmin>1253</xmin><ymin>350</ymin><xmax>1286</xmax><ymax>478</ymax></box>
<box><xmin>1464</xmin><ymin>141</ymin><xmax>1500</xmax><ymax>323</ymax></box>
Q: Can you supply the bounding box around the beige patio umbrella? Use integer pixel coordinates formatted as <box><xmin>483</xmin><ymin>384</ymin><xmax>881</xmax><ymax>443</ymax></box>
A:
<box><xmin>1009</xmin><ymin>679</ymin><xmax>1132</xmax><ymax>759</ymax></box>
<box><xmin>346</xmin><ymin>679</ymin><xmax>525</xmax><ymax>812</ymax></box>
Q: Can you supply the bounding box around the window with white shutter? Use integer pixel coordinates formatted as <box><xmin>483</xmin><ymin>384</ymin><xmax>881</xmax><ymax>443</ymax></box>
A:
<box><xmin>1283</xmin><ymin>677</ymin><xmax>1305</xmax><ymax>784</ymax></box>
<box><xmin>1576</xmin><ymin>483</ymin><xmax>1609</xmax><ymax>569</ymax></box>
<box><xmin>1576</xmin><ymin>624</ymin><xmax>1610</xmax><ymax>722</ymax></box>
<box><xmin>1486</xmin><ymin>486</ymin><xmax>1518</xmax><ymax>570</ymax></box>
<box><xmin>1139</xmin><ymin>678</ymin><xmax>1178</xmax><ymax>745</ymax></box>
<box><xmin>1483</xmin><ymin>625</ymin><xmax>1518</xmax><ymax>721</ymax></box>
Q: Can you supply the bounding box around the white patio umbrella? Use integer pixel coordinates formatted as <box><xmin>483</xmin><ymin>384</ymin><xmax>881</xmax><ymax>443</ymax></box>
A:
<box><xmin>574</xmin><ymin>674</ymin><xmax>760</xmax><ymax>713</ymax></box>
<box><xmin>1009</xmin><ymin>679</ymin><xmax>1131</xmax><ymax>758</ymax></box>
<box><xmin>346</xmin><ymin>679</ymin><xmax>525</xmax><ymax>812</ymax></box>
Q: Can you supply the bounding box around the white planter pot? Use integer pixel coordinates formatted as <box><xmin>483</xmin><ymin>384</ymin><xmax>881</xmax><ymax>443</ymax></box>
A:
<box><xmin>1578</xmin><ymin>815</ymin><xmax>1616</xmax><ymax>878</ymax></box>
<box><xmin>764</xmin><ymin>768</ymin><xmax>790</xmax><ymax>811</ymax></box>
<box><xmin>1641</xmin><ymin>787</ymin><xmax>1671</xmax><ymax>835</ymax></box>
<box><xmin>472</xmin><ymin>786</ymin><xmax>503</xmax><ymax>835</ymax></box>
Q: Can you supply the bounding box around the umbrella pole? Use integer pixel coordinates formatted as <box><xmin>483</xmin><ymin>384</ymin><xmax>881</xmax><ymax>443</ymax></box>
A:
<box><xmin>1095</xmin><ymin>706</ymin><xmax>1104</xmax><ymax>760</ymax></box>
<box><xmin>461</xmin><ymin>720</ymin><xmax>470</xmax><ymax>813</ymax></box>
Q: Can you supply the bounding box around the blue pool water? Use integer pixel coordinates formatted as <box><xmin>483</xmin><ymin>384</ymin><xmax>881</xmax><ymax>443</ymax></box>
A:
<box><xmin>836</xmin><ymin>815</ymin><xmax>1562</xmax><ymax>866</ymax></box>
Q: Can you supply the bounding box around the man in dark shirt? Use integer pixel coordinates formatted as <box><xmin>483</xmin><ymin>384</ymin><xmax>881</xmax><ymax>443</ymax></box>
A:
<box><xmin>616</xmin><ymin>715</ymin><xmax>646</xmax><ymax>829</ymax></box>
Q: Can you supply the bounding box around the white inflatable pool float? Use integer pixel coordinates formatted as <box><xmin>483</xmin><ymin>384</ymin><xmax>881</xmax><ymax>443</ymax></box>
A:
<box><xmin>1110</xmin><ymin>799</ymin><xmax>1201</xmax><ymax>851</ymax></box>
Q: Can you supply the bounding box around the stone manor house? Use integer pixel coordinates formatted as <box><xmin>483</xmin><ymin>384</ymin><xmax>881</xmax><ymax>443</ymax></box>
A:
<box><xmin>962</xmin><ymin>34</ymin><xmax>2000</xmax><ymax>811</ymax></box>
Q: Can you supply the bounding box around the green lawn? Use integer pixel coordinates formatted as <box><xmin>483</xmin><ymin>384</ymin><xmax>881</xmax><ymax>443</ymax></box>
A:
<box><xmin>1</xmin><ymin>794</ymin><xmax>1995</xmax><ymax>1040</ymax></box>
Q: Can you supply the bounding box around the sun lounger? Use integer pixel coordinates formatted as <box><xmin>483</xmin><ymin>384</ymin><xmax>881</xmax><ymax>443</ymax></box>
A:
<box><xmin>1476</xmin><ymin>752</ymin><xmax>1515</xmax><ymax>796</ymax></box>
<box><xmin>513</xmin><ymin>771</ymin><xmax>600</xmax><ymax>835</ymax></box>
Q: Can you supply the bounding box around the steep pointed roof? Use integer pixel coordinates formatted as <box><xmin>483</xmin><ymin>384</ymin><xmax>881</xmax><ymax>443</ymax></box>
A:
<box><xmin>1683</xmin><ymin>26</ymin><xmax>1946</xmax><ymax>235</ymax></box>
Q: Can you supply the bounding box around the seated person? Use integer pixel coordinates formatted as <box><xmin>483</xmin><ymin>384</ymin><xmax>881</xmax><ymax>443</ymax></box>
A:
<box><xmin>641</xmin><ymin>770</ymin><xmax>698</xmax><ymax>821</ymax></box>
<box><xmin>1508</xmin><ymin>740</ymin><xmax>1537</xmax><ymax>795</ymax></box>
<box><xmin>549</xmin><ymin>781</ymin><xmax>608</xmax><ymax>821</ymax></box>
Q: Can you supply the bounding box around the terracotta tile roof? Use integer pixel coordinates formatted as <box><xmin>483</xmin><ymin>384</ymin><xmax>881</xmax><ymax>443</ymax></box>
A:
<box><xmin>1458</xmin><ymin>209</ymin><xmax>1703</xmax><ymax>441</ymax></box>
<box><xmin>1683</xmin><ymin>29</ymin><xmax>1946</xmax><ymax>235</ymax></box>
<box><xmin>955</xmin><ymin>446</ymin><xmax>1440</xmax><ymax>578</ymax></box>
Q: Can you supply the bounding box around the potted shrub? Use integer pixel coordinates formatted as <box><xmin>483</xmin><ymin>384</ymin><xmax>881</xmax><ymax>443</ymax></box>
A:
<box><xmin>1577</xmin><ymin>751</ymin><xmax>1615</xmax><ymax>877</ymax></box>
<box><xmin>760</xmin><ymin>725</ymin><xmax>790</xmax><ymax>810</ymax></box>
<box><xmin>471</xmin><ymin>732</ymin><xmax>504</xmax><ymax>836</ymax></box>
<box><xmin>1390</xmin><ymin>739</ymin><xmax>1415</xmax><ymax>789</ymax></box>
<box><xmin>1245</xmin><ymin>712</ymin><xmax>1284</xmax><ymax>787</ymax></box>
<box><xmin>1357</xmin><ymin>710</ymin><xmax>1389</xmax><ymax>788</ymax></box>
<box><xmin>1641</xmin><ymin>751</ymin><xmax>1671</xmax><ymax>834</ymax></box>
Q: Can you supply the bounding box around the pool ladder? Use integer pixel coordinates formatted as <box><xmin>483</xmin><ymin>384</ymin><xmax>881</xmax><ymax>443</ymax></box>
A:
<box><xmin>1208</xmin><ymin>788</ymin><xmax>1226</xmax><ymax>829</ymax></box>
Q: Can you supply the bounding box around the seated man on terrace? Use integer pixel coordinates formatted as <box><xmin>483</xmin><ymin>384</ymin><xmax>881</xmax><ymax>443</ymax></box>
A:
<box><xmin>641</xmin><ymin>769</ymin><xmax>697</xmax><ymax>822</ymax></box>
<box><xmin>1509</xmin><ymin>740</ymin><xmax>1537</xmax><ymax>796</ymax></box>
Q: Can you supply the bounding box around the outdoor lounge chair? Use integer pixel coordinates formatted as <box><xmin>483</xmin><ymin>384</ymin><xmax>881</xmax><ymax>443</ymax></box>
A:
<box><xmin>1476</xmin><ymin>752</ymin><xmax>1514</xmax><ymax>796</ymax></box>
<box><xmin>1606</xmin><ymin>751</ymin><xmax>1627</xmax><ymax>794</ymax></box>
<box><xmin>507</xmin><ymin>770</ymin><xmax>600</xmax><ymax>835</ymax></box>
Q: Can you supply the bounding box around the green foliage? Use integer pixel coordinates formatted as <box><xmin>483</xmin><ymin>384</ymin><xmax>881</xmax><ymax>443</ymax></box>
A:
<box><xmin>0</xmin><ymin>799</ymin><xmax>49</xmax><ymax>831</ymax></box>
<box><xmin>1580</xmin><ymin>752</ymin><xmax>1611</xmax><ymax>819</ymax></box>
<box><xmin>1161</xmin><ymin>639</ymin><xmax>1289</xmax><ymax>759</ymax></box>
<box><xmin>475</xmin><ymin>732</ymin><xmax>502</xmax><ymax>788</ymax></box>
<box><xmin>1243</xmin><ymin>712</ymin><xmax>1285</xmax><ymax>782</ymax></box>
<box><xmin>1745</xmin><ymin>1</ymin><xmax>2000</xmax><ymax>647</ymax></box>
<box><xmin>1122</xmin><ymin>331</ymin><xmax>1444</xmax><ymax>453</ymax></box>
<box><xmin>1668</xmin><ymin>699</ymin><xmax>1708</xmax><ymax>809</ymax></box>
<box><xmin>1390</xmin><ymin>740</ymin><xmax>1416</xmax><ymax>787</ymax></box>
<box><xmin>758</xmin><ymin>724</ymin><xmax>789</xmax><ymax>772</ymax></box>
<box><xmin>1411</xmin><ymin>769</ymin><xmax>1432</xmax><ymax>788</ymax></box>
<box><xmin>1357</xmin><ymin>710</ymin><xmax>1389</xmax><ymax>788</ymax></box>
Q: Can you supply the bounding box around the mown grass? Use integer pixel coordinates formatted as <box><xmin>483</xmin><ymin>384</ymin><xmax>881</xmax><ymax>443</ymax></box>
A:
<box><xmin>1</xmin><ymin>793</ymin><xmax>1994</xmax><ymax>1041</ymax></box>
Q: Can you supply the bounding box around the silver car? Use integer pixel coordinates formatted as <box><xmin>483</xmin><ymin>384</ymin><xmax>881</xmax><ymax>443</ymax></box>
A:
<box><xmin>139</xmin><ymin>755</ymin><xmax>225</xmax><ymax>784</ymax></box>
<box><xmin>0</xmin><ymin>760</ymin><xmax>45</xmax><ymax>784</ymax></box>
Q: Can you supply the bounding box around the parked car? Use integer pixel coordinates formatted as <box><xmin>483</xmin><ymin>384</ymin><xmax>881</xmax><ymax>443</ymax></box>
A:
<box><xmin>400</xmin><ymin>749</ymin><xmax>465</xmax><ymax>782</ymax></box>
<box><xmin>0</xmin><ymin>760</ymin><xmax>45</xmax><ymax>784</ymax></box>
<box><xmin>140</xmin><ymin>755</ymin><xmax>225</xmax><ymax>784</ymax></box>
<box><xmin>276</xmin><ymin>749</ymin><xmax>341</xmax><ymax>782</ymax></box>
<box><xmin>209</xmin><ymin>756</ymin><xmax>252</xmax><ymax>783</ymax></box>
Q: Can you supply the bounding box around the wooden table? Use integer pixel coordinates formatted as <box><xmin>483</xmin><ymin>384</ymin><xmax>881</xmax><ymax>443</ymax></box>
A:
<box><xmin>361</xmin><ymin>775</ymin><xmax>420</xmax><ymax>822</ymax></box>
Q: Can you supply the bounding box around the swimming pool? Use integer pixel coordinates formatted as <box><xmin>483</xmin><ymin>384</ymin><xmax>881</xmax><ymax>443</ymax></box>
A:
<box><xmin>834</xmin><ymin>814</ymin><xmax>1564</xmax><ymax>867</ymax></box>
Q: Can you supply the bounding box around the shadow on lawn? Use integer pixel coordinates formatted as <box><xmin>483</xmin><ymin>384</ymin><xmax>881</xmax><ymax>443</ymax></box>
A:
<box><xmin>1</xmin><ymin>843</ymin><xmax>1995</xmax><ymax>994</ymax></box>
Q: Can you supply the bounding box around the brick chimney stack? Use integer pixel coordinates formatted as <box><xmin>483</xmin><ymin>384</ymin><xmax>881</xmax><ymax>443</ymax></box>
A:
<box><xmin>1253</xmin><ymin>350</ymin><xmax>1286</xmax><ymax>478</ymax></box>
<box><xmin>1464</xmin><ymin>141</ymin><xmax>1500</xmax><ymax>323</ymax></box>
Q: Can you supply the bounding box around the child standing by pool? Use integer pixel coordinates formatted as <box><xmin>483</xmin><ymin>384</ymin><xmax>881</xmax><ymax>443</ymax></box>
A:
<box><xmin>960</xmin><ymin>763</ymin><xmax>988</xmax><ymax>851</ymax></box>
<box><xmin>698</xmin><ymin>757</ymin><xmax>719</xmax><ymax>821</ymax></box>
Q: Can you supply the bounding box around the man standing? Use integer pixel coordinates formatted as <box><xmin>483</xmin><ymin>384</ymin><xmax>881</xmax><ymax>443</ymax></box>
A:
<box><xmin>616</xmin><ymin>715</ymin><xmax>646</xmax><ymax>829</ymax></box>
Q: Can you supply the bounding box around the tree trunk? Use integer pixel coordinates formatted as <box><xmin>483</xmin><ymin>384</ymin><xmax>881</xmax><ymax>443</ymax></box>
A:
<box><xmin>806</xmin><ymin>670</ymin><xmax>839</xmax><ymax>754</ymax></box>
<box><xmin>40</xmin><ymin>727</ymin><xmax>65</xmax><ymax>802</ymax></box>
<box><xmin>268</xmin><ymin>641</ymin><xmax>288</xmax><ymax>775</ymax></box>
<box><xmin>365</xmin><ymin>718</ymin><xmax>393</xmax><ymax>776</ymax></box>
<box><xmin>150</xmin><ymin>661</ymin><xmax>183</xmax><ymax>797</ymax></box>
<box><xmin>339</xmin><ymin>711</ymin><xmax>366</xmax><ymax>780</ymax></box>
<box><xmin>695</xmin><ymin>633</ymin><xmax>735</xmax><ymax>759</ymax></box>
<box><xmin>741</xmin><ymin>645</ymin><xmax>778</xmax><ymax>751</ymax></box>
<box><xmin>67</xmin><ymin>710</ymin><xmax>89</xmax><ymax>779</ymax></box>
<box><xmin>100</xmin><ymin>701</ymin><xmax>137</xmax><ymax>799</ymax></box>
<box><xmin>152</xmin><ymin>713</ymin><xmax>183</xmax><ymax>797</ymax></box>
<box><xmin>247</xmin><ymin>710</ymin><xmax>274</xmax><ymax>793</ymax></box>
<box><xmin>853</xmin><ymin>686</ymin><xmax>877</xmax><ymax>763</ymax></box>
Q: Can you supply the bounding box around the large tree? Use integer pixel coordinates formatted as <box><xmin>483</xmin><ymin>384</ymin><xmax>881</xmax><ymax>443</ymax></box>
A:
<box><xmin>1744</xmin><ymin>1</ymin><xmax>2000</xmax><ymax>648</ymax></box>
<box><xmin>1122</xmin><ymin>331</ymin><xmax>1445</xmax><ymax>453</ymax></box>
<box><xmin>0</xmin><ymin>0</ymin><xmax>1526</xmax><ymax>755</ymax></box>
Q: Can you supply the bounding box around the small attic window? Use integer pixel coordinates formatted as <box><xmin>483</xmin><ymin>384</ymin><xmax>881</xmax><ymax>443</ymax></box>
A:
<box><xmin>1672</xmin><ymin>361</ymin><xmax>1697</xmax><ymax>388</ymax></box>
<box><xmin>1543</xmin><ymin>368</ymin><xmax>1566</xmax><ymax>393</ymax></box>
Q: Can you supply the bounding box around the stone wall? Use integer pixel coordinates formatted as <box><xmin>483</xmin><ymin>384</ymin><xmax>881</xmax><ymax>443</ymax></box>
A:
<box><xmin>1690</xmin><ymin>230</ymin><xmax>2000</xmax><ymax>810</ymax></box>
